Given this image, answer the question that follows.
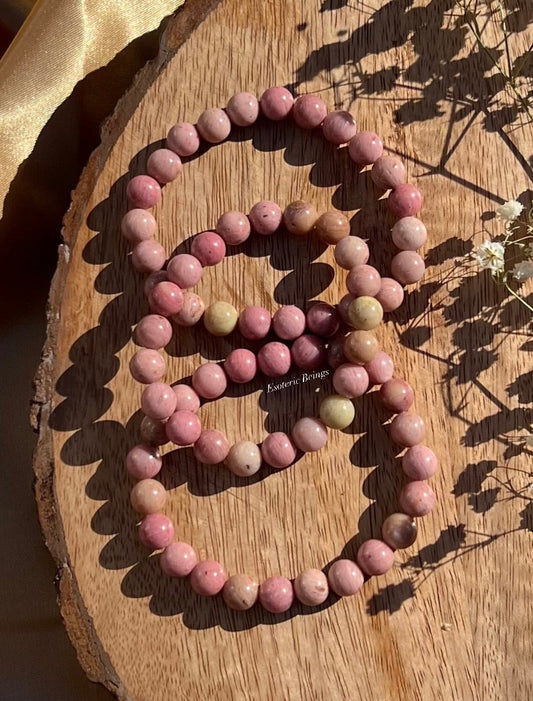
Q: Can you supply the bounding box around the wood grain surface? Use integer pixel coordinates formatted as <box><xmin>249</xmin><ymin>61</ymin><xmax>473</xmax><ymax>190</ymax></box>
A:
<box><xmin>33</xmin><ymin>1</ymin><xmax>533</xmax><ymax>699</ymax></box>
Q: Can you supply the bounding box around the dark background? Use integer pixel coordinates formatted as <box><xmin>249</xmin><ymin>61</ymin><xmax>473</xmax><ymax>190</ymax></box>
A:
<box><xmin>0</xmin><ymin>4</ymin><xmax>166</xmax><ymax>698</ymax></box>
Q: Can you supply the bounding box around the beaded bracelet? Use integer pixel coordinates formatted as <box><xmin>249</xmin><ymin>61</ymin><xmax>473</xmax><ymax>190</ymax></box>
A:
<box><xmin>120</xmin><ymin>87</ymin><xmax>437</xmax><ymax>613</ymax></box>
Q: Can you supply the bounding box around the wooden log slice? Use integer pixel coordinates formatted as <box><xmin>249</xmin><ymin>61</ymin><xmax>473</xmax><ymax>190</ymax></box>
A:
<box><xmin>32</xmin><ymin>1</ymin><xmax>533</xmax><ymax>699</ymax></box>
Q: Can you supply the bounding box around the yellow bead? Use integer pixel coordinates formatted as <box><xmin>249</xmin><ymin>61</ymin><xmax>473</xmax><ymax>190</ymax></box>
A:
<box><xmin>204</xmin><ymin>301</ymin><xmax>238</xmax><ymax>336</ymax></box>
<box><xmin>319</xmin><ymin>394</ymin><xmax>355</xmax><ymax>429</ymax></box>
<box><xmin>347</xmin><ymin>296</ymin><xmax>383</xmax><ymax>330</ymax></box>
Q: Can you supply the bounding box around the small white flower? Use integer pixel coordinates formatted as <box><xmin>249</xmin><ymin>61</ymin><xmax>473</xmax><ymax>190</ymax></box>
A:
<box><xmin>512</xmin><ymin>260</ymin><xmax>533</xmax><ymax>282</ymax></box>
<box><xmin>475</xmin><ymin>241</ymin><xmax>505</xmax><ymax>272</ymax></box>
<box><xmin>496</xmin><ymin>200</ymin><xmax>524</xmax><ymax>222</ymax></box>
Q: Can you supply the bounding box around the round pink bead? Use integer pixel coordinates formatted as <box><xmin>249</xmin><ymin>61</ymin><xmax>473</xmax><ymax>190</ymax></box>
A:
<box><xmin>257</xmin><ymin>342</ymin><xmax>291</xmax><ymax>377</ymax></box>
<box><xmin>193</xmin><ymin>429</ymin><xmax>230</xmax><ymax>464</ymax></box>
<box><xmin>129</xmin><ymin>349</ymin><xmax>166</xmax><ymax>384</ymax></box>
<box><xmin>292</xmin><ymin>94</ymin><xmax>328</xmax><ymax>129</ymax></box>
<box><xmin>248</xmin><ymin>200</ymin><xmax>283</xmax><ymax>235</ymax></box>
<box><xmin>239</xmin><ymin>305</ymin><xmax>271</xmax><ymax>339</ymax></box>
<box><xmin>143</xmin><ymin>270</ymin><xmax>167</xmax><ymax>297</ymax></box>
<box><xmin>196</xmin><ymin>107</ymin><xmax>231</xmax><ymax>143</ymax></box>
<box><xmin>348</xmin><ymin>131</ymin><xmax>383</xmax><ymax>165</ymax></box>
<box><xmin>261</xmin><ymin>432</ymin><xmax>297</xmax><ymax>468</ymax></box>
<box><xmin>172</xmin><ymin>384</ymin><xmax>201</xmax><ymax>413</ymax></box>
<box><xmin>167</xmin><ymin>122</ymin><xmax>200</xmax><ymax>157</ymax></box>
<box><xmin>291</xmin><ymin>417</ymin><xmax>327</xmax><ymax>452</ymax></box>
<box><xmin>328</xmin><ymin>559</ymin><xmax>364</xmax><ymax>596</ymax></box>
<box><xmin>141</xmin><ymin>382</ymin><xmax>177</xmax><ymax>420</ymax></box>
<box><xmin>260</xmin><ymin>86</ymin><xmax>294</xmax><ymax>120</ymax></box>
<box><xmin>306</xmin><ymin>302</ymin><xmax>340</xmax><ymax>338</ymax></box>
<box><xmin>192</xmin><ymin>363</ymin><xmax>227</xmax><ymax>399</ymax></box>
<box><xmin>126</xmin><ymin>444</ymin><xmax>162</xmax><ymax>479</ymax></box>
<box><xmin>259</xmin><ymin>576</ymin><xmax>294</xmax><ymax>613</ymax></box>
<box><xmin>402</xmin><ymin>445</ymin><xmax>438</xmax><ymax>480</ymax></box>
<box><xmin>134</xmin><ymin>314</ymin><xmax>172</xmax><ymax>349</ymax></box>
<box><xmin>375</xmin><ymin>277</ymin><xmax>405</xmax><ymax>312</ymax></box>
<box><xmin>160</xmin><ymin>542</ymin><xmax>198</xmax><ymax>577</ymax></box>
<box><xmin>391</xmin><ymin>216</ymin><xmax>428</xmax><ymax>250</ymax></box>
<box><xmin>294</xmin><ymin>569</ymin><xmax>329</xmax><ymax>606</ymax></box>
<box><xmin>364</xmin><ymin>351</ymin><xmax>394</xmax><ymax>385</ymax></box>
<box><xmin>356</xmin><ymin>539</ymin><xmax>395</xmax><ymax>576</ymax></box>
<box><xmin>146</xmin><ymin>148</ymin><xmax>182</xmax><ymax>184</ymax></box>
<box><xmin>138</xmin><ymin>513</ymin><xmax>174</xmax><ymax>550</ymax></box>
<box><xmin>390</xmin><ymin>412</ymin><xmax>426</xmax><ymax>447</ymax></box>
<box><xmin>149</xmin><ymin>280</ymin><xmax>184</xmax><ymax>316</ymax></box>
<box><xmin>291</xmin><ymin>334</ymin><xmax>326</xmax><ymax>371</ymax></box>
<box><xmin>131</xmin><ymin>240</ymin><xmax>166</xmax><ymax>273</ymax></box>
<box><xmin>388</xmin><ymin>184</ymin><xmax>424</xmax><ymax>218</ymax></box>
<box><xmin>172</xmin><ymin>292</ymin><xmax>205</xmax><ymax>327</ymax></box>
<box><xmin>224</xmin><ymin>348</ymin><xmax>257</xmax><ymax>383</ymax></box>
<box><xmin>391</xmin><ymin>251</ymin><xmax>425</xmax><ymax>285</ymax></box>
<box><xmin>371</xmin><ymin>155</ymin><xmax>406</xmax><ymax>190</ymax></box>
<box><xmin>140</xmin><ymin>416</ymin><xmax>168</xmax><ymax>446</ymax></box>
<box><xmin>167</xmin><ymin>254</ymin><xmax>203</xmax><ymax>288</ymax></box>
<box><xmin>380</xmin><ymin>378</ymin><xmax>414</xmax><ymax>412</ymax></box>
<box><xmin>334</xmin><ymin>236</ymin><xmax>369</xmax><ymax>270</ymax></box>
<box><xmin>166</xmin><ymin>410</ymin><xmax>202</xmax><ymax>446</ymax></box>
<box><xmin>190</xmin><ymin>231</ymin><xmax>226</xmax><ymax>266</ymax></box>
<box><xmin>226</xmin><ymin>91</ymin><xmax>259</xmax><ymax>126</ymax></box>
<box><xmin>322</xmin><ymin>110</ymin><xmax>356</xmax><ymax>145</ymax></box>
<box><xmin>126</xmin><ymin>175</ymin><xmax>161</xmax><ymax>209</ymax></box>
<box><xmin>190</xmin><ymin>560</ymin><xmax>227</xmax><ymax>596</ymax></box>
<box><xmin>121</xmin><ymin>209</ymin><xmax>156</xmax><ymax>243</ymax></box>
<box><xmin>216</xmin><ymin>210</ymin><xmax>251</xmax><ymax>246</ymax></box>
<box><xmin>272</xmin><ymin>305</ymin><xmax>306</xmax><ymax>340</ymax></box>
<box><xmin>399</xmin><ymin>481</ymin><xmax>436</xmax><ymax>517</ymax></box>
<box><xmin>337</xmin><ymin>293</ymin><xmax>356</xmax><ymax>324</ymax></box>
<box><xmin>327</xmin><ymin>335</ymin><xmax>347</xmax><ymax>369</ymax></box>
<box><xmin>333</xmin><ymin>363</ymin><xmax>369</xmax><ymax>398</ymax></box>
<box><xmin>346</xmin><ymin>264</ymin><xmax>382</xmax><ymax>297</ymax></box>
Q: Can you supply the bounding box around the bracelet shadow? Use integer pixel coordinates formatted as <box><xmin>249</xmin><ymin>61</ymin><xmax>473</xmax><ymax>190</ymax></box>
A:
<box><xmin>49</xmin><ymin>69</ymin><xmax>453</xmax><ymax>630</ymax></box>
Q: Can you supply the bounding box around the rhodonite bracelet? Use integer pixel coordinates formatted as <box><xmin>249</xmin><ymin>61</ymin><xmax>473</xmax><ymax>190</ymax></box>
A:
<box><xmin>119</xmin><ymin>87</ymin><xmax>437</xmax><ymax>613</ymax></box>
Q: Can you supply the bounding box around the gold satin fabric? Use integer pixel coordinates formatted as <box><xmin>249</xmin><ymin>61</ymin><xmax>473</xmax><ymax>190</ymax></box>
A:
<box><xmin>0</xmin><ymin>0</ymin><xmax>183</xmax><ymax>216</ymax></box>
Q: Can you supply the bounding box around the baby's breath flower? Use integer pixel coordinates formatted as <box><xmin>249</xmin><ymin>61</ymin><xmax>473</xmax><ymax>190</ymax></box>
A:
<box><xmin>496</xmin><ymin>199</ymin><xmax>524</xmax><ymax>222</ymax></box>
<box><xmin>512</xmin><ymin>260</ymin><xmax>533</xmax><ymax>282</ymax></box>
<box><xmin>475</xmin><ymin>241</ymin><xmax>505</xmax><ymax>272</ymax></box>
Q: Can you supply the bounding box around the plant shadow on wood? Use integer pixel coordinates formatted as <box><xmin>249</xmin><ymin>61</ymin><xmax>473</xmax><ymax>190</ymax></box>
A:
<box><xmin>293</xmin><ymin>0</ymin><xmax>533</xmax><ymax>139</ymax></box>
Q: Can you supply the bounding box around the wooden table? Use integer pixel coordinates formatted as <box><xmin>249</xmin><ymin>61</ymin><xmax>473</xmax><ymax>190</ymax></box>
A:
<box><xmin>33</xmin><ymin>1</ymin><xmax>533</xmax><ymax>698</ymax></box>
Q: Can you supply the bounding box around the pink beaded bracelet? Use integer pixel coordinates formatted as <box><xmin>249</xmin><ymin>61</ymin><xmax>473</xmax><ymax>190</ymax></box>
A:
<box><xmin>120</xmin><ymin>87</ymin><xmax>437</xmax><ymax>614</ymax></box>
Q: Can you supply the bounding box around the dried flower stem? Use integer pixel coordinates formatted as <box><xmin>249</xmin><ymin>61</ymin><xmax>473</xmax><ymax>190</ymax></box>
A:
<box><xmin>503</xmin><ymin>279</ymin><xmax>533</xmax><ymax>313</ymax></box>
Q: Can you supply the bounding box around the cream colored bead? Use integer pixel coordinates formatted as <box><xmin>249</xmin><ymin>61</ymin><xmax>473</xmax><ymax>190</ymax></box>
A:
<box><xmin>203</xmin><ymin>301</ymin><xmax>238</xmax><ymax>336</ymax></box>
<box><xmin>225</xmin><ymin>441</ymin><xmax>262</xmax><ymax>477</ymax></box>
<box><xmin>319</xmin><ymin>394</ymin><xmax>355</xmax><ymax>429</ymax></box>
<box><xmin>130</xmin><ymin>478</ymin><xmax>167</xmax><ymax>515</ymax></box>
<box><xmin>347</xmin><ymin>296</ymin><xmax>383</xmax><ymax>330</ymax></box>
